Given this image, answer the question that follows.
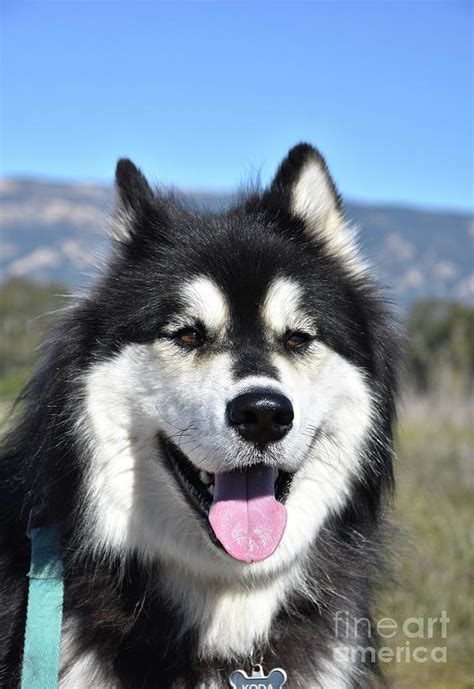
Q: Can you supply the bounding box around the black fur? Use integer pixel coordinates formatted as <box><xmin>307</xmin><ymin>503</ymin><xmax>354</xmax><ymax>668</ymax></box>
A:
<box><xmin>0</xmin><ymin>144</ymin><xmax>399</xmax><ymax>688</ymax></box>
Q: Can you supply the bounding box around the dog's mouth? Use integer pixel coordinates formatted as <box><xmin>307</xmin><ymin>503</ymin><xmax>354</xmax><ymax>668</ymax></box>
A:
<box><xmin>159</xmin><ymin>433</ymin><xmax>294</xmax><ymax>563</ymax></box>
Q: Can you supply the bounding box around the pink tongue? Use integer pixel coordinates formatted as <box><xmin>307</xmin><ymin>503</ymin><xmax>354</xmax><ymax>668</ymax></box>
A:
<box><xmin>209</xmin><ymin>466</ymin><xmax>287</xmax><ymax>563</ymax></box>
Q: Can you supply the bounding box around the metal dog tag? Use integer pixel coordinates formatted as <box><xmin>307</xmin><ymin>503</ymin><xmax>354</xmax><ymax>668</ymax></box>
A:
<box><xmin>229</xmin><ymin>664</ymin><xmax>287</xmax><ymax>689</ymax></box>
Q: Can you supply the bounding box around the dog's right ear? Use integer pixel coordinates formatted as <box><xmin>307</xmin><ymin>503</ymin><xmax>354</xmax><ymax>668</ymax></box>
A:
<box><xmin>115</xmin><ymin>158</ymin><xmax>154</xmax><ymax>212</ymax></box>
<box><xmin>111</xmin><ymin>158</ymin><xmax>155</xmax><ymax>243</ymax></box>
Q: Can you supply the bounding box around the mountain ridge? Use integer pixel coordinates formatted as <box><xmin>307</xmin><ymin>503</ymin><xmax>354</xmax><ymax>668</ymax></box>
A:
<box><xmin>1</xmin><ymin>178</ymin><xmax>473</xmax><ymax>306</ymax></box>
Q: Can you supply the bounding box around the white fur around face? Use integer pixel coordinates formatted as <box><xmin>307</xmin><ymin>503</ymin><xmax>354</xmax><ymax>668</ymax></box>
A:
<box><xmin>80</xmin><ymin>347</ymin><xmax>373</xmax><ymax>657</ymax></box>
<box><xmin>292</xmin><ymin>159</ymin><xmax>366</xmax><ymax>275</ymax></box>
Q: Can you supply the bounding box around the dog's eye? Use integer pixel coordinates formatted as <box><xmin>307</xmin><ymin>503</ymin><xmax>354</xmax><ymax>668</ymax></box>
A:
<box><xmin>175</xmin><ymin>328</ymin><xmax>204</xmax><ymax>348</ymax></box>
<box><xmin>285</xmin><ymin>332</ymin><xmax>311</xmax><ymax>350</ymax></box>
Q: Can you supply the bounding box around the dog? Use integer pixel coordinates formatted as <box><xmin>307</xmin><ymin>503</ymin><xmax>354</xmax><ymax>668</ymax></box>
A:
<box><xmin>0</xmin><ymin>144</ymin><xmax>399</xmax><ymax>688</ymax></box>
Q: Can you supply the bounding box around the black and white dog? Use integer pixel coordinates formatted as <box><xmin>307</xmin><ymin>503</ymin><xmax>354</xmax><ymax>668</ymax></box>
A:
<box><xmin>0</xmin><ymin>144</ymin><xmax>399</xmax><ymax>688</ymax></box>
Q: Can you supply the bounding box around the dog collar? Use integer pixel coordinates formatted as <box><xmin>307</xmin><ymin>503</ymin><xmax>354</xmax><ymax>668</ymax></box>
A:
<box><xmin>21</xmin><ymin>515</ymin><xmax>64</xmax><ymax>689</ymax></box>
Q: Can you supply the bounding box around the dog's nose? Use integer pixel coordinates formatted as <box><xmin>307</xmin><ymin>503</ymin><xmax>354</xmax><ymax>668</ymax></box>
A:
<box><xmin>226</xmin><ymin>390</ymin><xmax>294</xmax><ymax>445</ymax></box>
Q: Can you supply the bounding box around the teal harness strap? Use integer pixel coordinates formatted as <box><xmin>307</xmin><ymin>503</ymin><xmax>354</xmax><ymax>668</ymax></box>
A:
<box><xmin>20</xmin><ymin>523</ymin><xmax>64</xmax><ymax>689</ymax></box>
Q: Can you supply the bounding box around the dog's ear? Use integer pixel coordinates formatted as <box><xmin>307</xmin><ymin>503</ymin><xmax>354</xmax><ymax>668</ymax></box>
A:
<box><xmin>111</xmin><ymin>158</ymin><xmax>156</xmax><ymax>243</ymax></box>
<box><xmin>269</xmin><ymin>144</ymin><xmax>362</xmax><ymax>270</ymax></box>
<box><xmin>115</xmin><ymin>158</ymin><xmax>154</xmax><ymax>211</ymax></box>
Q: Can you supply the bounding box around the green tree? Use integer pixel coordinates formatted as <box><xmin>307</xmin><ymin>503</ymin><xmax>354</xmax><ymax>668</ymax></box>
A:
<box><xmin>406</xmin><ymin>300</ymin><xmax>474</xmax><ymax>394</ymax></box>
<box><xmin>0</xmin><ymin>278</ymin><xmax>67</xmax><ymax>400</ymax></box>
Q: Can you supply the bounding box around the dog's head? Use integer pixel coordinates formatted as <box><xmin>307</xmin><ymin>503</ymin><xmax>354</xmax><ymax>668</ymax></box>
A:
<box><xmin>81</xmin><ymin>144</ymin><xmax>396</xmax><ymax>579</ymax></box>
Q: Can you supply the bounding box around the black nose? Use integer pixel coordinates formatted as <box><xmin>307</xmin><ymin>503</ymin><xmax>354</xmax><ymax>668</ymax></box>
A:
<box><xmin>226</xmin><ymin>390</ymin><xmax>294</xmax><ymax>446</ymax></box>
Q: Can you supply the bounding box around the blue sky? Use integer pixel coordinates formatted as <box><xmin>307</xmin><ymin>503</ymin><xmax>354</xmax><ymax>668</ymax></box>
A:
<box><xmin>1</xmin><ymin>1</ymin><xmax>472</xmax><ymax>210</ymax></box>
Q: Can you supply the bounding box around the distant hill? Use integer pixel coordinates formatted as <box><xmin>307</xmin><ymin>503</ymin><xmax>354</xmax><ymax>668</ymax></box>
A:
<box><xmin>1</xmin><ymin>178</ymin><xmax>473</xmax><ymax>306</ymax></box>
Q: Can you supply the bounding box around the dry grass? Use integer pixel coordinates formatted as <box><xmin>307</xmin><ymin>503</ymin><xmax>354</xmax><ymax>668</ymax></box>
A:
<box><xmin>379</xmin><ymin>394</ymin><xmax>474</xmax><ymax>688</ymax></box>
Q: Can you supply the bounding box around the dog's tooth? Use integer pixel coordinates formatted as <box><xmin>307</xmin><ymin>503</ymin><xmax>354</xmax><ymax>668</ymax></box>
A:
<box><xmin>200</xmin><ymin>470</ymin><xmax>211</xmax><ymax>485</ymax></box>
<box><xmin>208</xmin><ymin>485</ymin><xmax>214</xmax><ymax>496</ymax></box>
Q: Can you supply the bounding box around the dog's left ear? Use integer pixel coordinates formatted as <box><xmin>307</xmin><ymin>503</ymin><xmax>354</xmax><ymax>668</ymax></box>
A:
<box><xmin>269</xmin><ymin>144</ymin><xmax>361</xmax><ymax>269</ymax></box>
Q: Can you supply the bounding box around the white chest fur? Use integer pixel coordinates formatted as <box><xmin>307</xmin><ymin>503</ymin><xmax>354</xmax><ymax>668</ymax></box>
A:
<box><xmin>159</xmin><ymin>561</ymin><xmax>306</xmax><ymax>659</ymax></box>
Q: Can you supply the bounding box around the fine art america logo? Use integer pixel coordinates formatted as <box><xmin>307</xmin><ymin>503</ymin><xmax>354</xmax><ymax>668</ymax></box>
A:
<box><xmin>333</xmin><ymin>610</ymin><xmax>449</xmax><ymax>664</ymax></box>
